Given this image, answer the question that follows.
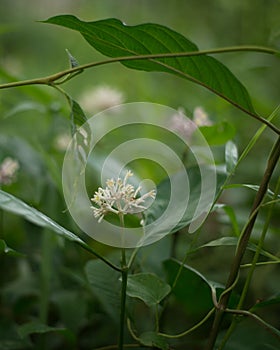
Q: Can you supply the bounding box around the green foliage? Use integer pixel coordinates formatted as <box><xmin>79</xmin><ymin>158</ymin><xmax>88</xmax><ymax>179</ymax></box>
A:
<box><xmin>0</xmin><ymin>4</ymin><xmax>280</xmax><ymax>350</ymax></box>
<box><xmin>44</xmin><ymin>15</ymin><xmax>255</xmax><ymax>114</ymax></box>
<box><xmin>127</xmin><ymin>273</ymin><xmax>171</xmax><ymax>307</ymax></box>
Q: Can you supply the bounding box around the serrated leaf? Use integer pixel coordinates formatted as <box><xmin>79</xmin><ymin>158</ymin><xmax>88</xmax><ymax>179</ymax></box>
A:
<box><xmin>126</xmin><ymin>273</ymin><xmax>171</xmax><ymax>307</ymax></box>
<box><xmin>0</xmin><ymin>190</ymin><xmax>85</xmax><ymax>245</ymax></box>
<box><xmin>44</xmin><ymin>15</ymin><xmax>255</xmax><ymax>113</ymax></box>
<box><xmin>225</xmin><ymin>140</ymin><xmax>238</xmax><ymax>173</ymax></box>
<box><xmin>139</xmin><ymin>331</ymin><xmax>169</xmax><ymax>350</ymax></box>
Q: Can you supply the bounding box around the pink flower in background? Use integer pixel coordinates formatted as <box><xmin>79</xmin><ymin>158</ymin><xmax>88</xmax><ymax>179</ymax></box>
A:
<box><xmin>0</xmin><ymin>157</ymin><xmax>20</xmax><ymax>185</ymax></box>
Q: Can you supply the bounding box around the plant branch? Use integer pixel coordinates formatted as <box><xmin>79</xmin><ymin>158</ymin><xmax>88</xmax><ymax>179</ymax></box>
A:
<box><xmin>206</xmin><ymin>135</ymin><xmax>280</xmax><ymax>350</ymax></box>
<box><xmin>0</xmin><ymin>46</ymin><xmax>279</xmax><ymax>134</ymax></box>
<box><xmin>158</xmin><ymin>307</ymin><xmax>216</xmax><ymax>339</ymax></box>
<box><xmin>77</xmin><ymin>241</ymin><xmax>121</xmax><ymax>272</ymax></box>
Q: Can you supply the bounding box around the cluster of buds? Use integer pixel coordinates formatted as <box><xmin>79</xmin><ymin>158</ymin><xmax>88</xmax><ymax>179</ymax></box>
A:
<box><xmin>91</xmin><ymin>170</ymin><xmax>156</xmax><ymax>223</ymax></box>
<box><xmin>0</xmin><ymin>157</ymin><xmax>19</xmax><ymax>186</ymax></box>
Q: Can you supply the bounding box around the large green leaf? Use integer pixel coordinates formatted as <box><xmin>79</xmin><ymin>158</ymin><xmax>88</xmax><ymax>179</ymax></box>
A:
<box><xmin>44</xmin><ymin>15</ymin><xmax>255</xmax><ymax>113</ymax></box>
<box><xmin>221</xmin><ymin>318</ymin><xmax>280</xmax><ymax>350</ymax></box>
<box><xmin>145</xmin><ymin>165</ymin><xmax>227</xmax><ymax>233</ymax></box>
<box><xmin>126</xmin><ymin>273</ymin><xmax>171</xmax><ymax>307</ymax></box>
<box><xmin>85</xmin><ymin>257</ymin><xmax>121</xmax><ymax>322</ymax></box>
<box><xmin>0</xmin><ymin>190</ymin><xmax>84</xmax><ymax>245</ymax></box>
<box><xmin>163</xmin><ymin>259</ymin><xmax>219</xmax><ymax>316</ymax></box>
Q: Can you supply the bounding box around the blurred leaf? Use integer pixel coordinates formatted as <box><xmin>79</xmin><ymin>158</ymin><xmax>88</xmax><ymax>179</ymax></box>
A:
<box><xmin>0</xmin><ymin>320</ymin><xmax>32</xmax><ymax>350</ymax></box>
<box><xmin>137</xmin><ymin>236</ymin><xmax>172</xmax><ymax>277</ymax></box>
<box><xmin>196</xmin><ymin>237</ymin><xmax>280</xmax><ymax>261</ymax></box>
<box><xmin>85</xmin><ymin>257</ymin><xmax>121</xmax><ymax>322</ymax></box>
<box><xmin>225</xmin><ymin>140</ymin><xmax>238</xmax><ymax>173</ymax></box>
<box><xmin>163</xmin><ymin>259</ymin><xmax>217</xmax><ymax>316</ymax></box>
<box><xmin>3</xmin><ymin>101</ymin><xmax>46</xmax><ymax>119</ymax></box>
<box><xmin>214</xmin><ymin>204</ymin><xmax>240</xmax><ymax>236</ymax></box>
<box><xmin>52</xmin><ymin>290</ymin><xmax>87</xmax><ymax>333</ymax></box>
<box><xmin>17</xmin><ymin>321</ymin><xmax>66</xmax><ymax>338</ymax></box>
<box><xmin>221</xmin><ymin>318</ymin><xmax>280</xmax><ymax>350</ymax></box>
<box><xmin>225</xmin><ymin>183</ymin><xmax>280</xmax><ymax>199</ymax></box>
<box><xmin>139</xmin><ymin>331</ymin><xmax>169</xmax><ymax>350</ymax></box>
<box><xmin>0</xmin><ymin>190</ymin><xmax>85</xmax><ymax>245</ymax></box>
<box><xmin>251</xmin><ymin>294</ymin><xmax>280</xmax><ymax>311</ymax></box>
<box><xmin>0</xmin><ymin>239</ymin><xmax>23</xmax><ymax>257</ymax></box>
<box><xmin>126</xmin><ymin>273</ymin><xmax>171</xmax><ymax>307</ymax></box>
<box><xmin>44</xmin><ymin>15</ymin><xmax>255</xmax><ymax>113</ymax></box>
<box><xmin>145</xmin><ymin>165</ymin><xmax>227</xmax><ymax>233</ymax></box>
<box><xmin>196</xmin><ymin>121</ymin><xmax>235</xmax><ymax>146</ymax></box>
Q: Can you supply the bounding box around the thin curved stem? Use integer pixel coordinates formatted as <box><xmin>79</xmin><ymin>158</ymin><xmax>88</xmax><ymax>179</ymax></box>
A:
<box><xmin>0</xmin><ymin>46</ymin><xmax>279</xmax><ymax>134</ymax></box>
<box><xmin>158</xmin><ymin>307</ymin><xmax>216</xmax><ymax>339</ymax></box>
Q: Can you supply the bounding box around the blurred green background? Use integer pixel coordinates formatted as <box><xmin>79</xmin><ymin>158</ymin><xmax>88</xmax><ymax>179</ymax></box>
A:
<box><xmin>0</xmin><ymin>1</ymin><xmax>279</xmax><ymax>349</ymax></box>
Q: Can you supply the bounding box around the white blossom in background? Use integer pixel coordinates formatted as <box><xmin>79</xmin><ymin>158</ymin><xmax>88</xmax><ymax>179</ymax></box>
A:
<box><xmin>169</xmin><ymin>106</ymin><xmax>212</xmax><ymax>141</ymax></box>
<box><xmin>79</xmin><ymin>85</ymin><xmax>125</xmax><ymax>113</ymax></box>
<box><xmin>91</xmin><ymin>170</ymin><xmax>156</xmax><ymax>223</ymax></box>
<box><xmin>0</xmin><ymin>157</ymin><xmax>20</xmax><ymax>185</ymax></box>
<box><xmin>54</xmin><ymin>133</ymin><xmax>72</xmax><ymax>151</ymax></box>
<box><xmin>169</xmin><ymin>107</ymin><xmax>197</xmax><ymax>141</ymax></box>
<box><xmin>193</xmin><ymin>106</ymin><xmax>212</xmax><ymax>127</ymax></box>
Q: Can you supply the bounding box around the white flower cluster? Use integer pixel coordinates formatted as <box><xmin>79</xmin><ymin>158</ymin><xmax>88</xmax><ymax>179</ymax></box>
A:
<box><xmin>0</xmin><ymin>157</ymin><xmax>19</xmax><ymax>185</ymax></box>
<box><xmin>91</xmin><ymin>170</ymin><xmax>156</xmax><ymax>223</ymax></box>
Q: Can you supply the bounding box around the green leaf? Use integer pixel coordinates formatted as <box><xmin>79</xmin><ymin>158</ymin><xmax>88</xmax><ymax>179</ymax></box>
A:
<box><xmin>126</xmin><ymin>273</ymin><xmax>171</xmax><ymax>307</ymax></box>
<box><xmin>3</xmin><ymin>101</ymin><xmax>46</xmax><ymax>119</ymax></box>
<box><xmin>251</xmin><ymin>294</ymin><xmax>280</xmax><ymax>311</ymax></box>
<box><xmin>214</xmin><ymin>203</ymin><xmax>240</xmax><ymax>236</ymax></box>
<box><xmin>221</xmin><ymin>318</ymin><xmax>280</xmax><ymax>349</ymax></box>
<box><xmin>225</xmin><ymin>183</ymin><xmax>280</xmax><ymax>199</ymax></box>
<box><xmin>44</xmin><ymin>15</ymin><xmax>255</xmax><ymax>113</ymax></box>
<box><xmin>145</xmin><ymin>165</ymin><xmax>227</xmax><ymax>233</ymax></box>
<box><xmin>196</xmin><ymin>237</ymin><xmax>280</xmax><ymax>261</ymax></box>
<box><xmin>70</xmin><ymin>98</ymin><xmax>87</xmax><ymax>126</ymax></box>
<box><xmin>17</xmin><ymin>322</ymin><xmax>66</xmax><ymax>338</ymax></box>
<box><xmin>163</xmin><ymin>259</ymin><xmax>217</xmax><ymax>316</ymax></box>
<box><xmin>196</xmin><ymin>121</ymin><xmax>235</xmax><ymax>146</ymax></box>
<box><xmin>85</xmin><ymin>257</ymin><xmax>121</xmax><ymax>322</ymax></box>
<box><xmin>0</xmin><ymin>239</ymin><xmax>23</xmax><ymax>257</ymax></box>
<box><xmin>139</xmin><ymin>331</ymin><xmax>169</xmax><ymax>350</ymax></box>
<box><xmin>225</xmin><ymin>140</ymin><xmax>238</xmax><ymax>173</ymax></box>
<box><xmin>0</xmin><ymin>190</ymin><xmax>85</xmax><ymax>245</ymax></box>
<box><xmin>52</xmin><ymin>290</ymin><xmax>87</xmax><ymax>332</ymax></box>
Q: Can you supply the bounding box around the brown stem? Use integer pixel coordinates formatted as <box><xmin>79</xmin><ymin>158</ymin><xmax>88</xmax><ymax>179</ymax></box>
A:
<box><xmin>206</xmin><ymin>135</ymin><xmax>280</xmax><ymax>350</ymax></box>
